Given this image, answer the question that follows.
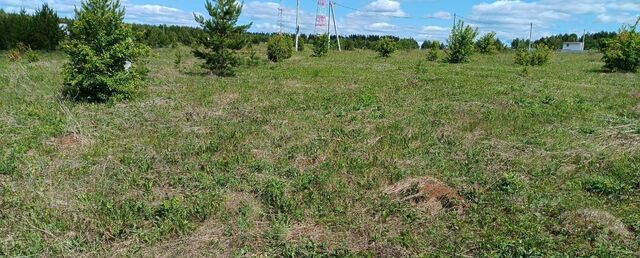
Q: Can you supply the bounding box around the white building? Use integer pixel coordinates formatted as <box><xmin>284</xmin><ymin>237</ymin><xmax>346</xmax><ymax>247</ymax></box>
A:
<box><xmin>562</xmin><ymin>42</ymin><xmax>584</xmax><ymax>52</ymax></box>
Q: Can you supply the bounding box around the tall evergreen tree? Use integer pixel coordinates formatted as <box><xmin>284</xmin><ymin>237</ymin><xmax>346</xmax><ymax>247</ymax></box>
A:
<box><xmin>0</xmin><ymin>9</ymin><xmax>7</xmax><ymax>49</ymax></box>
<box><xmin>193</xmin><ymin>0</ymin><xmax>251</xmax><ymax>76</ymax></box>
<box><xmin>62</xmin><ymin>0</ymin><xmax>149</xmax><ymax>101</ymax></box>
<box><xmin>31</xmin><ymin>4</ymin><xmax>64</xmax><ymax>51</ymax></box>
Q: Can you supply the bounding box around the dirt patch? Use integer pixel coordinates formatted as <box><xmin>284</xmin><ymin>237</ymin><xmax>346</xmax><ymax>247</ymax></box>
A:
<box><xmin>560</xmin><ymin>209</ymin><xmax>632</xmax><ymax>240</ymax></box>
<box><xmin>383</xmin><ymin>176</ymin><xmax>465</xmax><ymax>215</ymax></box>
<box><xmin>632</xmin><ymin>91</ymin><xmax>640</xmax><ymax>99</ymax></box>
<box><xmin>53</xmin><ymin>133</ymin><xmax>82</xmax><ymax>148</ymax></box>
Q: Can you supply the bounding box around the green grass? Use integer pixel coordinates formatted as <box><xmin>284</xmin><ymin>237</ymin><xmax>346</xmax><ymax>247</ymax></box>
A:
<box><xmin>1</xmin><ymin>47</ymin><xmax>639</xmax><ymax>257</ymax></box>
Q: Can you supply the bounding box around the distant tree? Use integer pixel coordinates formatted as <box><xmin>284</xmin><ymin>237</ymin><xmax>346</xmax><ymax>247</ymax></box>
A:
<box><xmin>0</xmin><ymin>10</ymin><xmax>7</xmax><ymax>49</ymax></box>
<box><xmin>313</xmin><ymin>34</ymin><xmax>328</xmax><ymax>57</ymax></box>
<box><xmin>193</xmin><ymin>0</ymin><xmax>251</xmax><ymax>76</ymax></box>
<box><xmin>31</xmin><ymin>4</ymin><xmax>64</xmax><ymax>51</ymax></box>
<box><xmin>376</xmin><ymin>37</ymin><xmax>397</xmax><ymax>57</ymax></box>
<box><xmin>446</xmin><ymin>20</ymin><xmax>478</xmax><ymax>63</ymax></box>
<box><xmin>62</xmin><ymin>0</ymin><xmax>150</xmax><ymax>101</ymax></box>
<box><xmin>601</xmin><ymin>17</ymin><xmax>640</xmax><ymax>72</ymax></box>
<box><xmin>267</xmin><ymin>34</ymin><xmax>293</xmax><ymax>62</ymax></box>
<box><xmin>397</xmin><ymin>38</ymin><xmax>419</xmax><ymax>50</ymax></box>
<box><xmin>475</xmin><ymin>32</ymin><xmax>499</xmax><ymax>54</ymax></box>
<box><xmin>421</xmin><ymin>40</ymin><xmax>442</xmax><ymax>50</ymax></box>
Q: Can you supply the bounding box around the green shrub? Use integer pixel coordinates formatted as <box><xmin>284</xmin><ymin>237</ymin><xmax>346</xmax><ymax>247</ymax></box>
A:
<box><xmin>61</xmin><ymin>0</ymin><xmax>150</xmax><ymax>102</ymax></box>
<box><xmin>25</xmin><ymin>49</ymin><xmax>40</xmax><ymax>63</ymax></box>
<box><xmin>376</xmin><ymin>37</ymin><xmax>397</xmax><ymax>57</ymax></box>
<box><xmin>313</xmin><ymin>34</ymin><xmax>328</xmax><ymax>57</ymax></box>
<box><xmin>583</xmin><ymin>175</ymin><xmax>628</xmax><ymax>197</ymax></box>
<box><xmin>426</xmin><ymin>48</ymin><xmax>440</xmax><ymax>61</ymax></box>
<box><xmin>601</xmin><ymin>18</ymin><xmax>640</xmax><ymax>72</ymax></box>
<box><xmin>7</xmin><ymin>42</ymin><xmax>29</xmax><ymax>62</ymax></box>
<box><xmin>297</xmin><ymin>36</ymin><xmax>305</xmax><ymax>51</ymax></box>
<box><xmin>446</xmin><ymin>21</ymin><xmax>479</xmax><ymax>63</ymax></box>
<box><xmin>515</xmin><ymin>44</ymin><xmax>553</xmax><ymax>66</ymax></box>
<box><xmin>267</xmin><ymin>34</ymin><xmax>293</xmax><ymax>62</ymax></box>
<box><xmin>476</xmin><ymin>32</ymin><xmax>499</xmax><ymax>54</ymax></box>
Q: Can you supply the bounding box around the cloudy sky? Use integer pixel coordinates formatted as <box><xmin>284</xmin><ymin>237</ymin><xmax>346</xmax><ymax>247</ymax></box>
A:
<box><xmin>2</xmin><ymin>0</ymin><xmax>639</xmax><ymax>42</ymax></box>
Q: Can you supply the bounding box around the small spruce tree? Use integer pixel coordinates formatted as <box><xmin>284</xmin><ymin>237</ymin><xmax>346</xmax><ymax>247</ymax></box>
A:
<box><xmin>62</xmin><ymin>0</ymin><xmax>150</xmax><ymax>101</ymax></box>
<box><xmin>267</xmin><ymin>34</ymin><xmax>293</xmax><ymax>62</ymax></box>
<box><xmin>193</xmin><ymin>0</ymin><xmax>251</xmax><ymax>76</ymax></box>
<box><xmin>446</xmin><ymin>21</ymin><xmax>478</xmax><ymax>63</ymax></box>
<box><xmin>476</xmin><ymin>32</ymin><xmax>499</xmax><ymax>54</ymax></box>
<box><xmin>376</xmin><ymin>37</ymin><xmax>397</xmax><ymax>57</ymax></box>
<box><xmin>313</xmin><ymin>34</ymin><xmax>329</xmax><ymax>57</ymax></box>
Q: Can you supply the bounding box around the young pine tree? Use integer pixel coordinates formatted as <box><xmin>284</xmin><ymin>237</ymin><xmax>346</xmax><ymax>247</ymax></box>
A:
<box><xmin>31</xmin><ymin>4</ymin><xmax>64</xmax><ymax>51</ymax></box>
<box><xmin>475</xmin><ymin>32</ymin><xmax>499</xmax><ymax>54</ymax></box>
<box><xmin>193</xmin><ymin>0</ymin><xmax>251</xmax><ymax>76</ymax></box>
<box><xmin>62</xmin><ymin>0</ymin><xmax>149</xmax><ymax>101</ymax></box>
<box><xmin>446</xmin><ymin>21</ymin><xmax>478</xmax><ymax>63</ymax></box>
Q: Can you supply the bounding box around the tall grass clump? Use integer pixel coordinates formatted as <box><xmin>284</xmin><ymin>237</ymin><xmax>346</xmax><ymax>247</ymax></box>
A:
<box><xmin>446</xmin><ymin>21</ymin><xmax>478</xmax><ymax>63</ymax></box>
<box><xmin>601</xmin><ymin>17</ymin><xmax>640</xmax><ymax>72</ymax></box>
<box><xmin>61</xmin><ymin>0</ymin><xmax>149</xmax><ymax>102</ymax></box>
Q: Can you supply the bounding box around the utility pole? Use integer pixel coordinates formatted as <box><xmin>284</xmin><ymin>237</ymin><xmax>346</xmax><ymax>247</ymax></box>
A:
<box><xmin>327</xmin><ymin>2</ymin><xmax>331</xmax><ymax>50</ymax></box>
<box><xmin>582</xmin><ymin>29</ymin><xmax>586</xmax><ymax>51</ymax></box>
<box><xmin>330</xmin><ymin>1</ymin><xmax>341</xmax><ymax>51</ymax></box>
<box><xmin>295</xmin><ymin>0</ymin><xmax>300</xmax><ymax>51</ymax></box>
<box><xmin>528</xmin><ymin>22</ymin><xmax>533</xmax><ymax>52</ymax></box>
<box><xmin>453</xmin><ymin>13</ymin><xmax>456</xmax><ymax>28</ymax></box>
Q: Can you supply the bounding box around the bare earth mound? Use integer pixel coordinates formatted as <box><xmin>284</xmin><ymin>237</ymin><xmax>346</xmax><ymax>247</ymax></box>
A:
<box><xmin>383</xmin><ymin>176</ymin><xmax>465</xmax><ymax>215</ymax></box>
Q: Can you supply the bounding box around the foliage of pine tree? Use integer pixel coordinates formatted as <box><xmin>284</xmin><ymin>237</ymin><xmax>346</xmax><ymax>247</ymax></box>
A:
<box><xmin>193</xmin><ymin>0</ymin><xmax>251</xmax><ymax>76</ymax></box>
<box><xmin>601</xmin><ymin>18</ymin><xmax>640</xmax><ymax>72</ymax></box>
<box><xmin>62</xmin><ymin>0</ymin><xmax>150</xmax><ymax>102</ymax></box>
<box><xmin>446</xmin><ymin>21</ymin><xmax>479</xmax><ymax>63</ymax></box>
<box><xmin>313</xmin><ymin>34</ymin><xmax>329</xmax><ymax>57</ymax></box>
<box><xmin>31</xmin><ymin>4</ymin><xmax>64</xmax><ymax>51</ymax></box>
<box><xmin>267</xmin><ymin>34</ymin><xmax>293</xmax><ymax>62</ymax></box>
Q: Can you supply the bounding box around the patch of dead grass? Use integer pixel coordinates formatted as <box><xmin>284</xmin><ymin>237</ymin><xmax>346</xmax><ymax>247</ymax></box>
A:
<box><xmin>383</xmin><ymin>176</ymin><xmax>465</xmax><ymax>216</ymax></box>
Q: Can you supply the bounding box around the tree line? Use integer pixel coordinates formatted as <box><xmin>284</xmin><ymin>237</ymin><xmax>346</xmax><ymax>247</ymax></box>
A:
<box><xmin>0</xmin><ymin>5</ymin><xmax>64</xmax><ymax>51</ymax></box>
<box><xmin>511</xmin><ymin>31</ymin><xmax>618</xmax><ymax>50</ymax></box>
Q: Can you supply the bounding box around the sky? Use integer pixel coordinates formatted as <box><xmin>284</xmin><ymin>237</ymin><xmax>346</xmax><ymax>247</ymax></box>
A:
<box><xmin>1</xmin><ymin>0</ymin><xmax>639</xmax><ymax>42</ymax></box>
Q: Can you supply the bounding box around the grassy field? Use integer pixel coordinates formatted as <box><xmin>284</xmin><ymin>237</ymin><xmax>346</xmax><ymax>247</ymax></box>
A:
<box><xmin>1</xmin><ymin>46</ymin><xmax>639</xmax><ymax>257</ymax></box>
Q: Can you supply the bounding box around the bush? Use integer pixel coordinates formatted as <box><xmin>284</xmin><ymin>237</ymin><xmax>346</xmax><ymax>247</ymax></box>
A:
<box><xmin>515</xmin><ymin>44</ymin><xmax>553</xmax><ymax>66</ymax></box>
<box><xmin>476</xmin><ymin>32</ymin><xmax>499</xmax><ymax>54</ymax></box>
<box><xmin>62</xmin><ymin>0</ymin><xmax>150</xmax><ymax>102</ymax></box>
<box><xmin>25</xmin><ymin>49</ymin><xmax>40</xmax><ymax>63</ymax></box>
<box><xmin>267</xmin><ymin>34</ymin><xmax>293</xmax><ymax>62</ymax></box>
<box><xmin>426</xmin><ymin>48</ymin><xmax>440</xmax><ymax>61</ymax></box>
<box><xmin>446</xmin><ymin>21</ymin><xmax>479</xmax><ymax>63</ymax></box>
<box><xmin>313</xmin><ymin>34</ymin><xmax>329</xmax><ymax>57</ymax></box>
<box><xmin>376</xmin><ymin>37</ymin><xmax>397</xmax><ymax>57</ymax></box>
<box><xmin>297</xmin><ymin>36</ymin><xmax>305</xmax><ymax>51</ymax></box>
<box><xmin>601</xmin><ymin>18</ymin><xmax>640</xmax><ymax>72</ymax></box>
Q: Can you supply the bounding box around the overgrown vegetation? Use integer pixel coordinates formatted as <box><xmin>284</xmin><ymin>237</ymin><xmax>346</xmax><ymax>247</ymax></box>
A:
<box><xmin>61</xmin><ymin>0</ymin><xmax>149</xmax><ymax>102</ymax></box>
<box><xmin>601</xmin><ymin>17</ymin><xmax>640</xmax><ymax>72</ymax></box>
<box><xmin>193</xmin><ymin>0</ymin><xmax>251</xmax><ymax>76</ymax></box>
<box><xmin>515</xmin><ymin>44</ymin><xmax>553</xmax><ymax>66</ymax></box>
<box><xmin>476</xmin><ymin>32</ymin><xmax>502</xmax><ymax>54</ymax></box>
<box><xmin>313</xmin><ymin>34</ymin><xmax>329</xmax><ymax>57</ymax></box>
<box><xmin>446</xmin><ymin>21</ymin><xmax>479</xmax><ymax>63</ymax></box>
<box><xmin>267</xmin><ymin>34</ymin><xmax>293</xmax><ymax>62</ymax></box>
<box><xmin>375</xmin><ymin>37</ymin><xmax>397</xmax><ymax>57</ymax></box>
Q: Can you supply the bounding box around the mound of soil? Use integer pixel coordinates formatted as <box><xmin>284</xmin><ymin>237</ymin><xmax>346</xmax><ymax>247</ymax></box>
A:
<box><xmin>560</xmin><ymin>209</ymin><xmax>632</xmax><ymax>240</ymax></box>
<box><xmin>383</xmin><ymin>176</ymin><xmax>464</xmax><ymax>215</ymax></box>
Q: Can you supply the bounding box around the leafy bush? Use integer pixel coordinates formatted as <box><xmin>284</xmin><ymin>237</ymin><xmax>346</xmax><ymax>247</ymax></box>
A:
<box><xmin>313</xmin><ymin>34</ymin><xmax>328</xmax><ymax>57</ymax></box>
<box><xmin>476</xmin><ymin>32</ymin><xmax>499</xmax><ymax>54</ymax></box>
<box><xmin>446</xmin><ymin>21</ymin><xmax>479</xmax><ymax>63</ymax></box>
<box><xmin>267</xmin><ymin>34</ymin><xmax>293</xmax><ymax>62</ymax></box>
<box><xmin>583</xmin><ymin>176</ymin><xmax>628</xmax><ymax>197</ymax></box>
<box><xmin>601</xmin><ymin>18</ymin><xmax>640</xmax><ymax>72</ymax></box>
<box><xmin>426</xmin><ymin>48</ymin><xmax>440</xmax><ymax>61</ymax></box>
<box><xmin>25</xmin><ymin>49</ymin><xmax>40</xmax><ymax>63</ymax></box>
<box><xmin>61</xmin><ymin>0</ymin><xmax>150</xmax><ymax>102</ymax></box>
<box><xmin>193</xmin><ymin>0</ymin><xmax>251</xmax><ymax>76</ymax></box>
<box><xmin>376</xmin><ymin>37</ymin><xmax>397</xmax><ymax>57</ymax></box>
<box><xmin>514</xmin><ymin>44</ymin><xmax>553</xmax><ymax>66</ymax></box>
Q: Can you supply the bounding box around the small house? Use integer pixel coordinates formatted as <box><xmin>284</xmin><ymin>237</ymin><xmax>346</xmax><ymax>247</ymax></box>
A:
<box><xmin>562</xmin><ymin>42</ymin><xmax>584</xmax><ymax>52</ymax></box>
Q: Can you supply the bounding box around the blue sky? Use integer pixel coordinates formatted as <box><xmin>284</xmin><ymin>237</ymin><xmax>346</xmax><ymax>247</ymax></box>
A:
<box><xmin>2</xmin><ymin>0</ymin><xmax>639</xmax><ymax>42</ymax></box>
